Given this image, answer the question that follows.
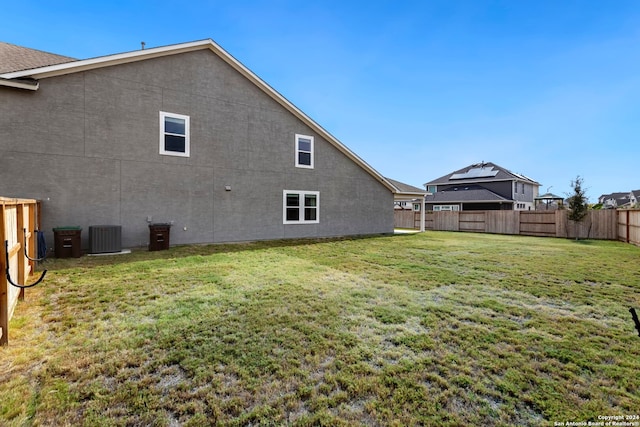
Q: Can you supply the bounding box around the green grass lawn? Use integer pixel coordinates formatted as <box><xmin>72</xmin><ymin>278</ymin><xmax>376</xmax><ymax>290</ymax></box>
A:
<box><xmin>2</xmin><ymin>232</ymin><xmax>639</xmax><ymax>426</ymax></box>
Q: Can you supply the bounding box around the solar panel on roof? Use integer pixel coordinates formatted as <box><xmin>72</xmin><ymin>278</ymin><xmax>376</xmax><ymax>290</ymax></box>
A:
<box><xmin>450</xmin><ymin>167</ymin><xmax>499</xmax><ymax>180</ymax></box>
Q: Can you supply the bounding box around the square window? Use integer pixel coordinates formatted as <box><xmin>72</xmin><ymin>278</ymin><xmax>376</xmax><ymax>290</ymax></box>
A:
<box><xmin>298</xmin><ymin>152</ymin><xmax>311</xmax><ymax>166</ymax></box>
<box><xmin>304</xmin><ymin>208</ymin><xmax>316</xmax><ymax>221</ymax></box>
<box><xmin>287</xmin><ymin>194</ymin><xmax>300</xmax><ymax>207</ymax></box>
<box><xmin>295</xmin><ymin>134</ymin><xmax>314</xmax><ymax>168</ymax></box>
<box><xmin>164</xmin><ymin>135</ymin><xmax>186</xmax><ymax>153</ymax></box>
<box><xmin>160</xmin><ymin>111</ymin><xmax>190</xmax><ymax>157</ymax></box>
<box><xmin>304</xmin><ymin>194</ymin><xmax>317</xmax><ymax>207</ymax></box>
<box><xmin>286</xmin><ymin>208</ymin><xmax>300</xmax><ymax>221</ymax></box>
<box><xmin>284</xmin><ymin>190</ymin><xmax>319</xmax><ymax>224</ymax></box>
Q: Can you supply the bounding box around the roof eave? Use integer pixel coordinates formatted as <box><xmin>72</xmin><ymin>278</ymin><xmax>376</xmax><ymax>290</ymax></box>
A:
<box><xmin>426</xmin><ymin>200</ymin><xmax>513</xmax><ymax>204</ymax></box>
<box><xmin>395</xmin><ymin>191</ymin><xmax>427</xmax><ymax>198</ymax></box>
<box><xmin>0</xmin><ymin>77</ymin><xmax>39</xmax><ymax>90</ymax></box>
<box><xmin>424</xmin><ymin>177</ymin><xmax>540</xmax><ymax>186</ymax></box>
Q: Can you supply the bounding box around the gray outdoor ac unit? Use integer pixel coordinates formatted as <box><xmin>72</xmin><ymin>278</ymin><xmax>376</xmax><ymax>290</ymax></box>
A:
<box><xmin>88</xmin><ymin>225</ymin><xmax>122</xmax><ymax>254</ymax></box>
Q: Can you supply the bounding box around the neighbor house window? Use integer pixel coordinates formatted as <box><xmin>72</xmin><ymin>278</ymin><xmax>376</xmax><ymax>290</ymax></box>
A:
<box><xmin>427</xmin><ymin>185</ymin><xmax>437</xmax><ymax>194</ymax></box>
<box><xmin>433</xmin><ymin>205</ymin><xmax>460</xmax><ymax>212</ymax></box>
<box><xmin>295</xmin><ymin>134</ymin><xmax>314</xmax><ymax>168</ymax></box>
<box><xmin>160</xmin><ymin>111</ymin><xmax>190</xmax><ymax>157</ymax></box>
<box><xmin>283</xmin><ymin>190</ymin><xmax>319</xmax><ymax>224</ymax></box>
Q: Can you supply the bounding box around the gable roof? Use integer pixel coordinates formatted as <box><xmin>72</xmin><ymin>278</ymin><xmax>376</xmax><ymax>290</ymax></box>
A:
<box><xmin>0</xmin><ymin>39</ymin><xmax>399</xmax><ymax>194</ymax></box>
<box><xmin>0</xmin><ymin>41</ymin><xmax>76</xmax><ymax>74</ymax></box>
<box><xmin>425</xmin><ymin>161</ymin><xmax>539</xmax><ymax>186</ymax></box>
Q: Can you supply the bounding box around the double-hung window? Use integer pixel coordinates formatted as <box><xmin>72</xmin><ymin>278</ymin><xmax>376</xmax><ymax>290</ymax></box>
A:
<box><xmin>160</xmin><ymin>111</ymin><xmax>190</xmax><ymax>157</ymax></box>
<box><xmin>283</xmin><ymin>190</ymin><xmax>319</xmax><ymax>224</ymax></box>
<box><xmin>295</xmin><ymin>134</ymin><xmax>314</xmax><ymax>168</ymax></box>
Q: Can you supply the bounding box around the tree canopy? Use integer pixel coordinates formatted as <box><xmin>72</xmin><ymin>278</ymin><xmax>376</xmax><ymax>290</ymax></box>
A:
<box><xmin>567</xmin><ymin>175</ymin><xmax>589</xmax><ymax>223</ymax></box>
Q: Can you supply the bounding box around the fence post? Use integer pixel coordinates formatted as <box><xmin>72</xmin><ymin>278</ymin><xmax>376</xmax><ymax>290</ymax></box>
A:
<box><xmin>626</xmin><ymin>210</ymin><xmax>630</xmax><ymax>244</ymax></box>
<box><xmin>17</xmin><ymin>203</ymin><xmax>26</xmax><ymax>301</ymax></box>
<box><xmin>0</xmin><ymin>203</ymin><xmax>7</xmax><ymax>346</ymax></box>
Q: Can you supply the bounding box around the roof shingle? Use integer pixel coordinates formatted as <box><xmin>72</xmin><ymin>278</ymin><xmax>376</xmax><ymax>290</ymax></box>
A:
<box><xmin>0</xmin><ymin>42</ymin><xmax>76</xmax><ymax>74</ymax></box>
<box><xmin>385</xmin><ymin>177</ymin><xmax>425</xmax><ymax>194</ymax></box>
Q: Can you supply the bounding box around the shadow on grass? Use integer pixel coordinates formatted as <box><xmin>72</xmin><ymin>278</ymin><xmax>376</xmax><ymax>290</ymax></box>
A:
<box><xmin>568</xmin><ymin>239</ymin><xmax>596</xmax><ymax>245</ymax></box>
<box><xmin>37</xmin><ymin>233</ymin><xmax>398</xmax><ymax>271</ymax></box>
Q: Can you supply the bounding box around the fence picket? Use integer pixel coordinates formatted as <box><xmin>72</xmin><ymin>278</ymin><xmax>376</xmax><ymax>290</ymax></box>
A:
<box><xmin>395</xmin><ymin>208</ymin><xmax>638</xmax><ymax>246</ymax></box>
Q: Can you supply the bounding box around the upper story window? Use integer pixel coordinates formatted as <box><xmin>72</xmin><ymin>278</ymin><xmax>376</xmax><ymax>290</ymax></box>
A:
<box><xmin>283</xmin><ymin>190</ymin><xmax>319</xmax><ymax>224</ymax></box>
<box><xmin>427</xmin><ymin>185</ymin><xmax>437</xmax><ymax>194</ymax></box>
<box><xmin>295</xmin><ymin>134</ymin><xmax>314</xmax><ymax>168</ymax></box>
<box><xmin>160</xmin><ymin>111</ymin><xmax>190</xmax><ymax>157</ymax></box>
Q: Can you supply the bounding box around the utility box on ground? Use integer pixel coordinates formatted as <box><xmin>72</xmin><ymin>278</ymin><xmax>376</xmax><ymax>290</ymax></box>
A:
<box><xmin>89</xmin><ymin>225</ymin><xmax>122</xmax><ymax>254</ymax></box>
<box><xmin>53</xmin><ymin>227</ymin><xmax>82</xmax><ymax>258</ymax></box>
<box><xmin>148</xmin><ymin>223</ymin><xmax>171</xmax><ymax>251</ymax></box>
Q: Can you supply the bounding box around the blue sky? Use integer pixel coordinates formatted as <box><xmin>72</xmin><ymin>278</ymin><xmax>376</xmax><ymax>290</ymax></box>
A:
<box><xmin>3</xmin><ymin>1</ymin><xmax>639</xmax><ymax>201</ymax></box>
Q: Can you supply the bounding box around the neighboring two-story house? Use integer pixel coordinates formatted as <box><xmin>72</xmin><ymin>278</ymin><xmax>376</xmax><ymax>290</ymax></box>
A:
<box><xmin>0</xmin><ymin>39</ymin><xmax>398</xmax><ymax>249</ymax></box>
<box><xmin>423</xmin><ymin>162</ymin><xmax>540</xmax><ymax>211</ymax></box>
<box><xmin>598</xmin><ymin>191</ymin><xmax>640</xmax><ymax>209</ymax></box>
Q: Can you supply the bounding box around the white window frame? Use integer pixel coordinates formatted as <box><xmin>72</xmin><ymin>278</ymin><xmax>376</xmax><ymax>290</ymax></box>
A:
<box><xmin>283</xmin><ymin>190</ymin><xmax>320</xmax><ymax>224</ymax></box>
<box><xmin>433</xmin><ymin>204</ymin><xmax>460</xmax><ymax>212</ymax></box>
<box><xmin>295</xmin><ymin>134</ymin><xmax>314</xmax><ymax>169</ymax></box>
<box><xmin>160</xmin><ymin>111</ymin><xmax>190</xmax><ymax>157</ymax></box>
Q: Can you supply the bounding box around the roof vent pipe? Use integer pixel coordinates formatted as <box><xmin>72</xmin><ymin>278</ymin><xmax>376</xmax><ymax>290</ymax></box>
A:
<box><xmin>141</xmin><ymin>41</ymin><xmax>146</xmax><ymax>50</ymax></box>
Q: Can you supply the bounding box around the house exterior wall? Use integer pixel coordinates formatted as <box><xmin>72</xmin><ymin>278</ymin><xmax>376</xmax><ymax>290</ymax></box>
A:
<box><xmin>0</xmin><ymin>50</ymin><xmax>393</xmax><ymax>249</ymax></box>
<box><xmin>511</xmin><ymin>182</ymin><xmax>537</xmax><ymax>210</ymax></box>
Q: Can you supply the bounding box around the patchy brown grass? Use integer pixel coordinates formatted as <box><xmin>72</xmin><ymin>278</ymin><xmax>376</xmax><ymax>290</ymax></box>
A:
<box><xmin>1</xmin><ymin>232</ymin><xmax>639</xmax><ymax>426</ymax></box>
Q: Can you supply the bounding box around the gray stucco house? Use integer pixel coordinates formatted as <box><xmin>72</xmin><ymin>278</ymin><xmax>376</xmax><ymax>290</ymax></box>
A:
<box><xmin>0</xmin><ymin>39</ymin><xmax>398</xmax><ymax>250</ymax></box>
<box><xmin>424</xmin><ymin>162</ymin><xmax>540</xmax><ymax>211</ymax></box>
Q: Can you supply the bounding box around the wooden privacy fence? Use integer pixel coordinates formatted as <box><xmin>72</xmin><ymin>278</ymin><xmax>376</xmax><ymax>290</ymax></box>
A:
<box><xmin>618</xmin><ymin>210</ymin><xmax>640</xmax><ymax>246</ymax></box>
<box><xmin>0</xmin><ymin>197</ymin><xmax>43</xmax><ymax>346</ymax></box>
<box><xmin>395</xmin><ymin>209</ymin><xmax>639</xmax><ymax>243</ymax></box>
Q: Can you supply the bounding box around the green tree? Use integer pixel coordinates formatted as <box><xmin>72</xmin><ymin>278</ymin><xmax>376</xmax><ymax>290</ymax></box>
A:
<box><xmin>566</xmin><ymin>176</ymin><xmax>589</xmax><ymax>239</ymax></box>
